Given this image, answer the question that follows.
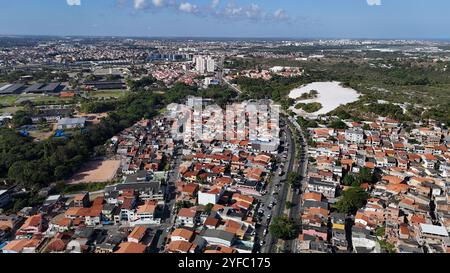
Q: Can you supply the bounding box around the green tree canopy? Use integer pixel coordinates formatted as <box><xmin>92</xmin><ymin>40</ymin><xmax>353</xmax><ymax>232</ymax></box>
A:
<box><xmin>269</xmin><ymin>215</ymin><xmax>299</xmax><ymax>240</ymax></box>
<box><xmin>335</xmin><ymin>187</ymin><xmax>369</xmax><ymax>214</ymax></box>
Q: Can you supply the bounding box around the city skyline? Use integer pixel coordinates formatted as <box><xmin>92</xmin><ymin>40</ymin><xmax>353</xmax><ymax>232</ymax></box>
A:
<box><xmin>1</xmin><ymin>0</ymin><xmax>450</xmax><ymax>39</ymax></box>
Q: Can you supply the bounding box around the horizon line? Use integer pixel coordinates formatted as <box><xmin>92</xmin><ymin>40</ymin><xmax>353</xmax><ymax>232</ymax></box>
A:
<box><xmin>1</xmin><ymin>33</ymin><xmax>450</xmax><ymax>42</ymax></box>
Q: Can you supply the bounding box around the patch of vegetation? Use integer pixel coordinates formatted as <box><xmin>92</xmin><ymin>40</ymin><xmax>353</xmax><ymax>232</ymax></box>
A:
<box><xmin>378</xmin><ymin>239</ymin><xmax>396</xmax><ymax>253</ymax></box>
<box><xmin>329</xmin><ymin>120</ymin><xmax>348</xmax><ymax>130</ymax></box>
<box><xmin>12</xmin><ymin>110</ymin><xmax>32</xmax><ymax>127</ymax></box>
<box><xmin>80</xmin><ymin>100</ymin><xmax>118</xmax><ymax>113</ymax></box>
<box><xmin>287</xmin><ymin>172</ymin><xmax>300</xmax><ymax>188</ymax></box>
<box><xmin>269</xmin><ymin>215</ymin><xmax>300</xmax><ymax>240</ymax></box>
<box><xmin>335</xmin><ymin>187</ymin><xmax>369</xmax><ymax>214</ymax></box>
<box><xmin>294</xmin><ymin>102</ymin><xmax>322</xmax><ymax>113</ymax></box>
<box><xmin>342</xmin><ymin>167</ymin><xmax>376</xmax><ymax>187</ymax></box>
<box><xmin>54</xmin><ymin>181</ymin><xmax>112</xmax><ymax>194</ymax></box>
<box><xmin>297</xmin><ymin>90</ymin><xmax>319</xmax><ymax>100</ymax></box>
<box><xmin>126</xmin><ymin>76</ymin><xmax>157</xmax><ymax>92</ymax></box>
<box><xmin>233</xmin><ymin>75</ymin><xmax>306</xmax><ymax>102</ymax></box>
<box><xmin>375</xmin><ymin>226</ymin><xmax>386</xmax><ymax>237</ymax></box>
<box><xmin>296</xmin><ymin>116</ymin><xmax>318</xmax><ymax>129</ymax></box>
<box><xmin>174</xmin><ymin>201</ymin><xmax>194</xmax><ymax>212</ymax></box>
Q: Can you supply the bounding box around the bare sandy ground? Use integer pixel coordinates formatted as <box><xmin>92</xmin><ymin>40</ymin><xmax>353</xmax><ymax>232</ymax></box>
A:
<box><xmin>289</xmin><ymin>81</ymin><xmax>360</xmax><ymax>117</ymax></box>
<box><xmin>67</xmin><ymin>160</ymin><xmax>120</xmax><ymax>184</ymax></box>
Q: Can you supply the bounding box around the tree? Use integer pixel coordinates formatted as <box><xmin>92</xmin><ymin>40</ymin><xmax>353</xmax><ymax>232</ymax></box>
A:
<box><xmin>287</xmin><ymin>172</ymin><xmax>300</xmax><ymax>188</ymax></box>
<box><xmin>329</xmin><ymin>120</ymin><xmax>347</xmax><ymax>130</ymax></box>
<box><xmin>343</xmin><ymin>174</ymin><xmax>356</xmax><ymax>186</ymax></box>
<box><xmin>204</xmin><ymin>203</ymin><xmax>214</xmax><ymax>214</ymax></box>
<box><xmin>12</xmin><ymin>111</ymin><xmax>32</xmax><ymax>128</ymax></box>
<box><xmin>269</xmin><ymin>215</ymin><xmax>299</xmax><ymax>240</ymax></box>
<box><xmin>285</xmin><ymin>201</ymin><xmax>294</xmax><ymax>209</ymax></box>
<box><xmin>175</xmin><ymin>201</ymin><xmax>193</xmax><ymax>212</ymax></box>
<box><xmin>375</xmin><ymin>226</ymin><xmax>386</xmax><ymax>237</ymax></box>
<box><xmin>335</xmin><ymin>187</ymin><xmax>369</xmax><ymax>214</ymax></box>
<box><xmin>359</xmin><ymin>167</ymin><xmax>375</xmax><ymax>183</ymax></box>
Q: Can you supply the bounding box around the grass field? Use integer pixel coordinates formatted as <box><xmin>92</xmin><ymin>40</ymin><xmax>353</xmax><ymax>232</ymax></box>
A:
<box><xmin>89</xmin><ymin>90</ymin><xmax>128</xmax><ymax>99</ymax></box>
<box><xmin>18</xmin><ymin>95</ymin><xmax>73</xmax><ymax>104</ymax></box>
<box><xmin>0</xmin><ymin>94</ymin><xmax>76</xmax><ymax>107</ymax></box>
<box><xmin>0</xmin><ymin>106</ymin><xmax>23</xmax><ymax>114</ymax></box>
<box><xmin>0</xmin><ymin>95</ymin><xmax>20</xmax><ymax>106</ymax></box>
<box><xmin>55</xmin><ymin>182</ymin><xmax>113</xmax><ymax>195</ymax></box>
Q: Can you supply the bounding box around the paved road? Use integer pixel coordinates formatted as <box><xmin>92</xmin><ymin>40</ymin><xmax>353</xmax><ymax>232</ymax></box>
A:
<box><xmin>218</xmin><ymin>63</ymin><xmax>305</xmax><ymax>253</ymax></box>
<box><xmin>218</xmin><ymin>57</ymin><xmax>243</xmax><ymax>95</ymax></box>
<box><xmin>155</xmin><ymin>144</ymin><xmax>184</xmax><ymax>252</ymax></box>
<box><xmin>283</xmin><ymin>117</ymin><xmax>309</xmax><ymax>253</ymax></box>
<box><xmin>254</xmin><ymin>119</ymin><xmax>296</xmax><ymax>253</ymax></box>
<box><xmin>222</xmin><ymin>77</ymin><xmax>243</xmax><ymax>95</ymax></box>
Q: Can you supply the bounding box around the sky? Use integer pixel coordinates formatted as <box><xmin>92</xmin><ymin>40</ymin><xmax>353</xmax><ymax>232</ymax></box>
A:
<box><xmin>0</xmin><ymin>0</ymin><xmax>449</xmax><ymax>39</ymax></box>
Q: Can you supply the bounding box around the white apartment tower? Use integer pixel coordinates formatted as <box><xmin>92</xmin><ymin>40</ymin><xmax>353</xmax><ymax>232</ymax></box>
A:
<box><xmin>195</xmin><ymin>56</ymin><xmax>215</xmax><ymax>74</ymax></box>
<box><xmin>206</xmin><ymin>57</ymin><xmax>215</xmax><ymax>73</ymax></box>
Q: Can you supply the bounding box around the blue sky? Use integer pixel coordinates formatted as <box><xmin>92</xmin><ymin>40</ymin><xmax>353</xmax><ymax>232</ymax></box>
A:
<box><xmin>0</xmin><ymin>0</ymin><xmax>449</xmax><ymax>39</ymax></box>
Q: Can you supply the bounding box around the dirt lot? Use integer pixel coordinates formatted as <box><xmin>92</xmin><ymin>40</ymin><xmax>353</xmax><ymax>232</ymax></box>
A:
<box><xmin>74</xmin><ymin>112</ymin><xmax>109</xmax><ymax>126</ymax></box>
<box><xmin>29</xmin><ymin>123</ymin><xmax>56</xmax><ymax>141</ymax></box>
<box><xmin>67</xmin><ymin>160</ymin><xmax>121</xmax><ymax>184</ymax></box>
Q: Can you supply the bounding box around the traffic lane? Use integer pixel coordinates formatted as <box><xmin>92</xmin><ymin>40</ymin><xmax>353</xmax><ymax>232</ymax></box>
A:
<box><xmin>265</xmin><ymin>128</ymin><xmax>295</xmax><ymax>252</ymax></box>
<box><xmin>254</xmin><ymin>154</ymin><xmax>289</xmax><ymax>252</ymax></box>
<box><xmin>255</xmin><ymin>123</ymin><xmax>295</xmax><ymax>252</ymax></box>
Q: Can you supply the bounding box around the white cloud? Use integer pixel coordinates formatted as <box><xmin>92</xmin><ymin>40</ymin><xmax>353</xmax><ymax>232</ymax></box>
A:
<box><xmin>66</xmin><ymin>0</ymin><xmax>81</xmax><ymax>6</ymax></box>
<box><xmin>134</xmin><ymin>0</ymin><xmax>147</xmax><ymax>10</ymax></box>
<box><xmin>274</xmin><ymin>9</ymin><xmax>288</xmax><ymax>20</ymax></box>
<box><xmin>211</xmin><ymin>0</ymin><xmax>220</xmax><ymax>9</ymax></box>
<box><xmin>129</xmin><ymin>0</ymin><xmax>293</xmax><ymax>24</ymax></box>
<box><xmin>179</xmin><ymin>2</ymin><xmax>198</xmax><ymax>13</ymax></box>
<box><xmin>223</xmin><ymin>3</ymin><xmax>266</xmax><ymax>20</ymax></box>
<box><xmin>367</xmin><ymin>0</ymin><xmax>382</xmax><ymax>6</ymax></box>
<box><xmin>152</xmin><ymin>0</ymin><xmax>165</xmax><ymax>7</ymax></box>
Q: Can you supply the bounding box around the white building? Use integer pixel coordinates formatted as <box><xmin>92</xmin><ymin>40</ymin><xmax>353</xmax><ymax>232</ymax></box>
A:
<box><xmin>206</xmin><ymin>57</ymin><xmax>215</xmax><ymax>73</ymax></box>
<box><xmin>345</xmin><ymin>128</ymin><xmax>365</xmax><ymax>144</ymax></box>
<box><xmin>194</xmin><ymin>56</ymin><xmax>215</xmax><ymax>74</ymax></box>
<box><xmin>198</xmin><ymin>189</ymin><xmax>221</xmax><ymax>206</ymax></box>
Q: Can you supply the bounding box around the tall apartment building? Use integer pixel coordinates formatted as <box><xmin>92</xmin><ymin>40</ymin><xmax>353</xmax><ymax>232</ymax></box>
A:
<box><xmin>194</xmin><ymin>56</ymin><xmax>215</xmax><ymax>74</ymax></box>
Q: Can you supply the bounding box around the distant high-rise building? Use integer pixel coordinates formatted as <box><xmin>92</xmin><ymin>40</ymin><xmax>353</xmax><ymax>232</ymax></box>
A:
<box><xmin>195</xmin><ymin>56</ymin><xmax>206</xmax><ymax>74</ymax></box>
<box><xmin>194</xmin><ymin>56</ymin><xmax>215</xmax><ymax>74</ymax></box>
<box><xmin>206</xmin><ymin>57</ymin><xmax>215</xmax><ymax>73</ymax></box>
